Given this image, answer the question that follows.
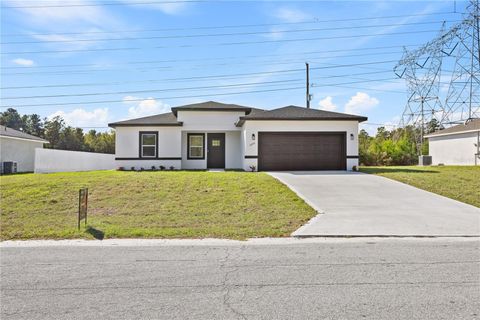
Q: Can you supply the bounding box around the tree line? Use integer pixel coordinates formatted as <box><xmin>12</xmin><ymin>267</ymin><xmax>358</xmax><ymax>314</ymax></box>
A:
<box><xmin>0</xmin><ymin>108</ymin><xmax>115</xmax><ymax>154</ymax></box>
<box><xmin>359</xmin><ymin>119</ymin><xmax>441</xmax><ymax>166</ymax></box>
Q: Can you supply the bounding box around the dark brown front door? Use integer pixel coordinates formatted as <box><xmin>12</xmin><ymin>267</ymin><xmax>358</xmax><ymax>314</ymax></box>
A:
<box><xmin>258</xmin><ymin>132</ymin><xmax>346</xmax><ymax>171</ymax></box>
<box><xmin>207</xmin><ymin>133</ymin><xmax>225</xmax><ymax>169</ymax></box>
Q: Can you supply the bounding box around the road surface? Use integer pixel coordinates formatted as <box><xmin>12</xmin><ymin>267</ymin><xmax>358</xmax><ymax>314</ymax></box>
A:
<box><xmin>1</xmin><ymin>238</ymin><xmax>479</xmax><ymax>319</ymax></box>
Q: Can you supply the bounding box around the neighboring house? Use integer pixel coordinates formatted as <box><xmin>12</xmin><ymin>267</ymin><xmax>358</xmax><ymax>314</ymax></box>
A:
<box><xmin>0</xmin><ymin>125</ymin><xmax>48</xmax><ymax>172</ymax></box>
<box><xmin>425</xmin><ymin>118</ymin><xmax>480</xmax><ymax>165</ymax></box>
<box><xmin>108</xmin><ymin>101</ymin><xmax>367</xmax><ymax>171</ymax></box>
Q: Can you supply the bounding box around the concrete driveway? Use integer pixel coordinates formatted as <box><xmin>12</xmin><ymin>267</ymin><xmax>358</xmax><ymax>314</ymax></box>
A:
<box><xmin>268</xmin><ymin>171</ymin><xmax>480</xmax><ymax>237</ymax></box>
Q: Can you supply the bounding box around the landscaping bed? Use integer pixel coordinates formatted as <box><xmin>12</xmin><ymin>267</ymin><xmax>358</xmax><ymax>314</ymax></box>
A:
<box><xmin>0</xmin><ymin>171</ymin><xmax>316</xmax><ymax>240</ymax></box>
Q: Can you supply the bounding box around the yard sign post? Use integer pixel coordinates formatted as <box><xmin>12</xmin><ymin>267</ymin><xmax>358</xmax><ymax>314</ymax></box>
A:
<box><xmin>78</xmin><ymin>188</ymin><xmax>88</xmax><ymax>230</ymax></box>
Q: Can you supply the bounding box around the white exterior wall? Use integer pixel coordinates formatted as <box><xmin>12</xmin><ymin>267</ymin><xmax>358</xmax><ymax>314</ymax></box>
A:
<box><xmin>178</xmin><ymin>111</ymin><xmax>243</xmax><ymax>170</ymax></box>
<box><xmin>113</xmin><ymin>112</ymin><xmax>362</xmax><ymax>171</ymax></box>
<box><xmin>34</xmin><ymin>149</ymin><xmax>115</xmax><ymax>173</ymax></box>
<box><xmin>181</xmin><ymin>131</ymin><xmax>242</xmax><ymax>169</ymax></box>
<box><xmin>428</xmin><ymin>131</ymin><xmax>479</xmax><ymax>165</ymax></box>
<box><xmin>115</xmin><ymin>126</ymin><xmax>182</xmax><ymax>170</ymax></box>
<box><xmin>241</xmin><ymin>120</ymin><xmax>360</xmax><ymax>171</ymax></box>
<box><xmin>0</xmin><ymin>136</ymin><xmax>44</xmax><ymax>172</ymax></box>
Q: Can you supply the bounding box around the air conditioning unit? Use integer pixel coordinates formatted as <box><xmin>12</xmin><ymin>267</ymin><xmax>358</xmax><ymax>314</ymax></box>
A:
<box><xmin>418</xmin><ymin>155</ymin><xmax>432</xmax><ymax>166</ymax></box>
<box><xmin>2</xmin><ymin>161</ymin><xmax>18</xmax><ymax>174</ymax></box>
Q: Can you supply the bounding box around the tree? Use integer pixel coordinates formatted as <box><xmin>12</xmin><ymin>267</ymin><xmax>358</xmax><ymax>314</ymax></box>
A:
<box><xmin>0</xmin><ymin>108</ymin><xmax>115</xmax><ymax>153</ymax></box>
<box><xmin>84</xmin><ymin>129</ymin><xmax>115</xmax><ymax>154</ymax></box>
<box><xmin>23</xmin><ymin>114</ymin><xmax>44</xmax><ymax>137</ymax></box>
<box><xmin>0</xmin><ymin>108</ymin><xmax>24</xmax><ymax>130</ymax></box>
<box><xmin>44</xmin><ymin>116</ymin><xmax>65</xmax><ymax>149</ymax></box>
<box><xmin>58</xmin><ymin>126</ymin><xmax>85</xmax><ymax>151</ymax></box>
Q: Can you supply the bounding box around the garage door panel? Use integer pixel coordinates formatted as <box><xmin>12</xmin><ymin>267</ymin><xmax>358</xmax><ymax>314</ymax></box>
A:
<box><xmin>258</xmin><ymin>132</ymin><xmax>346</xmax><ymax>171</ymax></box>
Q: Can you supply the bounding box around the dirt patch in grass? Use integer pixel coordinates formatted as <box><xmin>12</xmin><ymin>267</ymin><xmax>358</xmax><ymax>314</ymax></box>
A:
<box><xmin>0</xmin><ymin>171</ymin><xmax>316</xmax><ymax>240</ymax></box>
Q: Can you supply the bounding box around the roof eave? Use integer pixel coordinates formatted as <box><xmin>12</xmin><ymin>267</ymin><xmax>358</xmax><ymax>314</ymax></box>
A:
<box><xmin>425</xmin><ymin>128</ymin><xmax>480</xmax><ymax>138</ymax></box>
<box><xmin>237</xmin><ymin>116</ymin><xmax>368</xmax><ymax>123</ymax></box>
<box><xmin>108</xmin><ymin>122</ymin><xmax>183</xmax><ymax>128</ymax></box>
<box><xmin>0</xmin><ymin>135</ymin><xmax>48</xmax><ymax>143</ymax></box>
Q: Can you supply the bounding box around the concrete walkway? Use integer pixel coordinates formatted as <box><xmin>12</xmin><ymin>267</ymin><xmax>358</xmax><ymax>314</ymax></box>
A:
<box><xmin>269</xmin><ymin>171</ymin><xmax>480</xmax><ymax>237</ymax></box>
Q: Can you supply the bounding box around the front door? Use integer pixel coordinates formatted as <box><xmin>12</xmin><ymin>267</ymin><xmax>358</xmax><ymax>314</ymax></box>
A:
<box><xmin>207</xmin><ymin>133</ymin><xmax>225</xmax><ymax>169</ymax></box>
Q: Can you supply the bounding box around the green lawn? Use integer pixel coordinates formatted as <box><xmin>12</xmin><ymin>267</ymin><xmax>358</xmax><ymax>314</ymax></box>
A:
<box><xmin>0</xmin><ymin>171</ymin><xmax>316</xmax><ymax>240</ymax></box>
<box><xmin>360</xmin><ymin>166</ymin><xmax>480</xmax><ymax>208</ymax></box>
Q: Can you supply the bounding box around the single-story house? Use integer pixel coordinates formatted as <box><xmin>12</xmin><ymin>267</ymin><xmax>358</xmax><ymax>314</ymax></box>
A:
<box><xmin>0</xmin><ymin>125</ymin><xmax>48</xmax><ymax>173</ymax></box>
<box><xmin>425</xmin><ymin>118</ymin><xmax>480</xmax><ymax>165</ymax></box>
<box><xmin>108</xmin><ymin>101</ymin><xmax>368</xmax><ymax>171</ymax></box>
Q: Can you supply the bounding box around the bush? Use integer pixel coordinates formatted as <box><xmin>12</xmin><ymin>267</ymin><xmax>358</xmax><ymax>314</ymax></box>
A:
<box><xmin>359</xmin><ymin>126</ymin><xmax>420</xmax><ymax>166</ymax></box>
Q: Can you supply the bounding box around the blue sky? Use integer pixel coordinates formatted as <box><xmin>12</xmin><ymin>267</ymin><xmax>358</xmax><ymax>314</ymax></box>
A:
<box><xmin>0</xmin><ymin>0</ymin><xmax>468</xmax><ymax>133</ymax></box>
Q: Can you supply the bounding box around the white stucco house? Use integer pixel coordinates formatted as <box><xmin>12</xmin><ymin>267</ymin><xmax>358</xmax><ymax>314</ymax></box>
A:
<box><xmin>425</xmin><ymin>118</ymin><xmax>480</xmax><ymax>165</ymax></box>
<box><xmin>0</xmin><ymin>125</ymin><xmax>47</xmax><ymax>172</ymax></box>
<box><xmin>108</xmin><ymin>101</ymin><xmax>367</xmax><ymax>171</ymax></box>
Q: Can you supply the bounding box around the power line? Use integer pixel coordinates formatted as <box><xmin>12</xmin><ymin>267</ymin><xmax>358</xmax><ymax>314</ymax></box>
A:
<box><xmin>2</xmin><ymin>0</ymin><xmax>203</xmax><ymax>9</ymax></box>
<box><xmin>1</xmin><ymin>60</ymin><xmax>399</xmax><ymax>94</ymax></box>
<box><xmin>0</xmin><ymin>77</ymin><xmax>402</xmax><ymax>108</ymax></box>
<box><xmin>3</xmin><ymin>44</ymin><xmax>418</xmax><ymax>71</ymax></box>
<box><xmin>1</xmin><ymin>20</ymin><xmax>455</xmax><ymax>45</ymax></box>
<box><xmin>1</xmin><ymin>86</ymin><xmax>307</xmax><ymax>109</ymax></box>
<box><xmin>1</xmin><ymin>12</ymin><xmax>457</xmax><ymax>37</ymax></box>
<box><xmin>2</xmin><ymin>79</ymin><xmax>303</xmax><ymax>100</ymax></box>
<box><xmin>2</xmin><ymin>50</ymin><xmax>404</xmax><ymax>76</ymax></box>
<box><xmin>1</xmin><ymin>69</ymin><xmax>396</xmax><ymax>91</ymax></box>
<box><xmin>1</xmin><ymin>29</ymin><xmax>441</xmax><ymax>55</ymax></box>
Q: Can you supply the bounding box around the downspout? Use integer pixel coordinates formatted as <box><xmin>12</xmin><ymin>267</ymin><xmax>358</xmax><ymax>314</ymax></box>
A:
<box><xmin>476</xmin><ymin>131</ymin><xmax>480</xmax><ymax>166</ymax></box>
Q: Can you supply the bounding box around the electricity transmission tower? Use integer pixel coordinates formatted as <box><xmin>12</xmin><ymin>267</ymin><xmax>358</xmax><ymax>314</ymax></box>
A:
<box><xmin>394</xmin><ymin>0</ymin><xmax>480</xmax><ymax>153</ymax></box>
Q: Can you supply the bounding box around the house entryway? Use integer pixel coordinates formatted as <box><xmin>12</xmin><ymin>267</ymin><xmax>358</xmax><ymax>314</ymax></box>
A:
<box><xmin>207</xmin><ymin>133</ymin><xmax>225</xmax><ymax>169</ymax></box>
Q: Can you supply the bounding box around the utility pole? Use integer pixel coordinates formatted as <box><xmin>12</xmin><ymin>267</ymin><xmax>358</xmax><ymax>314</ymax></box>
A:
<box><xmin>306</xmin><ymin>62</ymin><xmax>310</xmax><ymax>108</ymax></box>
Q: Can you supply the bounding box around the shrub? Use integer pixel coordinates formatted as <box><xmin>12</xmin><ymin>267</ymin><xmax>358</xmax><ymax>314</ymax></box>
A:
<box><xmin>169</xmin><ymin>166</ymin><xmax>175</xmax><ymax>170</ymax></box>
<box><xmin>159</xmin><ymin>165</ymin><xmax>165</xmax><ymax>171</ymax></box>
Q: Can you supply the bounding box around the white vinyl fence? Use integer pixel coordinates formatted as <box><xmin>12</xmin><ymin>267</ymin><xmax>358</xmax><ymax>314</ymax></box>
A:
<box><xmin>34</xmin><ymin>148</ymin><xmax>115</xmax><ymax>173</ymax></box>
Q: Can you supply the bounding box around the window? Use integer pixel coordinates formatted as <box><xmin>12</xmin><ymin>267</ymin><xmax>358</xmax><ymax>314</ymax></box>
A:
<box><xmin>140</xmin><ymin>132</ymin><xmax>157</xmax><ymax>158</ymax></box>
<box><xmin>212</xmin><ymin>139</ymin><xmax>221</xmax><ymax>147</ymax></box>
<box><xmin>188</xmin><ymin>133</ymin><xmax>204</xmax><ymax>159</ymax></box>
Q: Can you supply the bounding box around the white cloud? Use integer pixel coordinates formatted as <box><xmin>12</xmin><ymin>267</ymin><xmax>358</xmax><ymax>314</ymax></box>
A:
<box><xmin>6</xmin><ymin>0</ymin><xmax>114</xmax><ymax>26</ymax></box>
<box><xmin>344</xmin><ymin>92</ymin><xmax>379</xmax><ymax>115</ymax></box>
<box><xmin>120</xmin><ymin>0</ymin><xmax>189</xmax><ymax>15</ymax></box>
<box><xmin>318</xmin><ymin>96</ymin><xmax>337</xmax><ymax>111</ymax></box>
<box><xmin>31</xmin><ymin>32</ymin><xmax>103</xmax><ymax>50</ymax></box>
<box><xmin>49</xmin><ymin>108</ymin><xmax>109</xmax><ymax>127</ymax></box>
<box><xmin>273</xmin><ymin>7</ymin><xmax>310</xmax><ymax>23</ymax></box>
<box><xmin>12</xmin><ymin>58</ymin><xmax>34</xmax><ymax>66</ymax></box>
<box><xmin>263</xmin><ymin>27</ymin><xmax>285</xmax><ymax>40</ymax></box>
<box><xmin>123</xmin><ymin>96</ymin><xmax>170</xmax><ymax>118</ymax></box>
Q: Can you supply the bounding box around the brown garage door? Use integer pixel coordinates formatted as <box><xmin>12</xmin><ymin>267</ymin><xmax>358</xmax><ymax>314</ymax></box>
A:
<box><xmin>258</xmin><ymin>132</ymin><xmax>346</xmax><ymax>171</ymax></box>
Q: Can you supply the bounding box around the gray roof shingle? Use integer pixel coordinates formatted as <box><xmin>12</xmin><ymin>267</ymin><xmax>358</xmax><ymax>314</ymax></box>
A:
<box><xmin>108</xmin><ymin>112</ymin><xmax>182</xmax><ymax>128</ymax></box>
<box><xmin>237</xmin><ymin>105</ymin><xmax>368</xmax><ymax>125</ymax></box>
<box><xmin>425</xmin><ymin>118</ymin><xmax>480</xmax><ymax>137</ymax></box>
<box><xmin>0</xmin><ymin>125</ymin><xmax>48</xmax><ymax>142</ymax></box>
<box><xmin>108</xmin><ymin>102</ymin><xmax>368</xmax><ymax>128</ymax></box>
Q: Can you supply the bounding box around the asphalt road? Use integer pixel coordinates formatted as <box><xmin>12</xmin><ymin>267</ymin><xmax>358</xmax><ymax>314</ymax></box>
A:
<box><xmin>1</xmin><ymin>239</ymin><xmax>479</xmax><ymax>320</ymax></box>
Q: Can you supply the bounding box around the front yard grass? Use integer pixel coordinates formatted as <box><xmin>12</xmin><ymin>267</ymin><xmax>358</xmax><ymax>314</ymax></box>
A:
<box><xmin>0</xmin><ymin>171</ymin><xmax>316</xmax><ymax>240</ymax></box>
<box><xmin>360</xmin><ymin>166</ymin><xmax>480</xmax><ymax>208</ymax></box>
